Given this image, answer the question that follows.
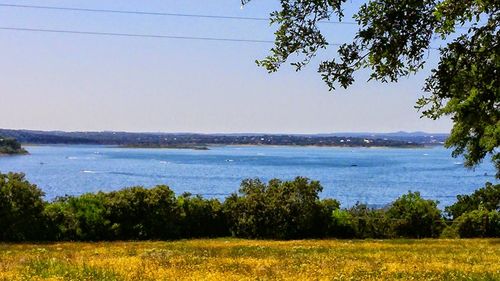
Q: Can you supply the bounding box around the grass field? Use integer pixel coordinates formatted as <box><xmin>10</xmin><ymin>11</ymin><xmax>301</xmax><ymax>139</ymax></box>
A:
<box><xmin>1</xmin><ymin>239</ymin><xmax>499</xmax><ymax>280</ymax></box>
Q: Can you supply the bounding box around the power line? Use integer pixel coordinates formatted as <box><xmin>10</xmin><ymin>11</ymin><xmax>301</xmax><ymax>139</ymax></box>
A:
<box><xmin>0</xmin><ymin>26</ymin><xmax>276</xmax><ymax>44</ymax></box>
<box><xmin>0</xmin><ymin>3</ymin><xmax>357</xmax><ymax>25</ymax></box>
<box><xmin>0</xmin><ymin>26</ymin><xmax>442</xmax><ymax>50</ymax></box>
<box><xmin>0</xmin><ymin>3</ymin><xmax>476</xmax><ymax>30</ymax></box>
<box><xmin>0</xmin><ymin>3</ymin><xmax>473</xmax><ymax>30</ymax></box>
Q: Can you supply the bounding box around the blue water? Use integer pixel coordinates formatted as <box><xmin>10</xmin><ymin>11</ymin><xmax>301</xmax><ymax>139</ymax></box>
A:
<box><xmin>0</xmin><ymin>145</ymin><xmax>497</xmax><ymax>207</ymax></box>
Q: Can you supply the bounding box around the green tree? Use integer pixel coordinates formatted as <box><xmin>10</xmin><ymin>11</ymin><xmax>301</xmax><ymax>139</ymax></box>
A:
<box><xmin>347</xmin><ymin>203</ymin><xmax>393</xmax><ymax>238</ymax></box>
<box><xmin>0</xmin><ymin>173</ymin><xmax>46</xmax><ymax>241</ymax></box>
<box><xmin>177</xmin><ymin>193</ymin><xmax>229</xmax><ymax>238</ymax></box>
<box><xmin>329</xmin><ymin>209</ymin><xmax>357</xmax><ymax>238</ymax></box>
<box><xmin>224</xmin><ymin>177</ymin><xmax>327</xmax><ymax>239</ymax></box>
<box><xmin>243</xmin><ymin>0</ymin><xmax>499</xmax><ymax>177</ymax></box>
<box><xmin>104</xmin><ymin>185</ymin><xmax>181</xmax><ymax>240</ymax></box>
<box><xmin>44</xmin><ymin>194</ymin><xmax>110</xmax><ymax>241</ymax></box>
<box><xmin>453</xmin><ymin>208</ymin><xmax>500</xmax><ymax>237</ymax></box>
<box><xmin>387</xmin><ymin>191</ymin><xmax>444</xmax><ymax>238</ymax></box>
<box><xmin>445</xmin><ymin>182</ymin><xmax>500</xmax><ymax>219</ymax></box>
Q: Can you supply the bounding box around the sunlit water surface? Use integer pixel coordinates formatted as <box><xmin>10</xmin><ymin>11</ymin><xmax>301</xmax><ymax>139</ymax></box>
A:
<box><xmin>0</xmin><ymin>145</ymin><xmax>497</xmax><ymax>208</ymax></box>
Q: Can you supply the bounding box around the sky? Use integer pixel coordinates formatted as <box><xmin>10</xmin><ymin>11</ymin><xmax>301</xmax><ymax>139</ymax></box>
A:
<box><xmin>0</xmin><ymin>0</ymin><xmax>452</xmax><ymax>134</ymax></box>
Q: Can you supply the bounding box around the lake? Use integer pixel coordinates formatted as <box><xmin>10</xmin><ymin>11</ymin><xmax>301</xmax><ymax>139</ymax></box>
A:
<box><xmin>0</xmin><ymin>145</ymin><xmax>497</xmax><ymax>208</ymax></box>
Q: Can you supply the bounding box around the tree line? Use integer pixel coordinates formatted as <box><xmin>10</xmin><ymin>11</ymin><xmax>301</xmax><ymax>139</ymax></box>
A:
<box><xmin>0</xmin><ymin>172</ymin><xmax>498</xmax><ymax>241</ymax></box>
<box><xmin>0</xmin><ymin>129</ymin><xmax>429</xmax><ymax>148</ymax></box>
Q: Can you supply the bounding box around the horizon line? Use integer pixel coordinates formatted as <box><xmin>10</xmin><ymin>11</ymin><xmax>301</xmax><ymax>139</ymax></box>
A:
<box><xmin>0</xmin><ymin>128</ymin><xmax>450</xmax><ymax>136</ymax></box>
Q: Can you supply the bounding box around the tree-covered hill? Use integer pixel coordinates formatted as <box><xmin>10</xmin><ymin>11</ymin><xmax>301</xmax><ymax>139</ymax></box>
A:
<box><xmin>0</xmin><ymin>136</ymin><xmax>27</xmax><ymax>155</ymax></box>
<box><xmin>0</xmin><ymin>129</ymin><xmax>447</xmax><ymax>148</ymax></box>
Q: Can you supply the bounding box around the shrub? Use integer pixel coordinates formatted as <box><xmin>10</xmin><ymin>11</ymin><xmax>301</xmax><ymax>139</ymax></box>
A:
<box><xmin>0</xmin><ymin>173</ymin><xmax>46</xmax><ymax>241</ymax></box>
<box><xmin>105</xmin><ymin>185</ymin><xmax>181</xmax><ymax>240</ymax></box>
<box><xmin>329</xmin><ymin>209</ymin><xmax>356</xmax><ymax>238</ymax></box>
<box><xmin>387</xmin><ymin>192</ymin><xmax>444</xmax><ymax>238</ymax></box>
<box><xmin>224</xmin><ymin>177</ymin><xmax>326</xmax><ymax>239</ymax></box>
<box><xmin>44</xmin><ymin>199</ymin><xmax>75</xmax><ymax>240</ymax></box>
<box><xmin>454</xmin><ymin>208</ymin><xmax>500</xmax><ymax>238</ymax></box>
<box><xmin>44</xmin><ymin>194</ymin><xmax>110</xmax><ymax>241</ymax></box>
<box><xmin>440</xmin><ymin>224</ymin><xmax>459</xmax><ymax>238</ymax></box>
<box><xmin>45</xmin><ymin>185</ymin><xmax>183</xmax><ymax>241</ymax></box>
<box><xmin>9</xmin><ymin>172</ymin><xmax>500</xmax><ymax>241</ymax></box>
<box><xmin>177</xmin><ymin>193</ymin><xmax>228</xmax><ymax>238</ymax></box>
<box><xmin>347</xmin><ymin>203</ymin><xmax>393</xmax><ymax>238</ymax></box>
<box><xmin>445</xmin><ymin>182</ymin><xmax>500</xmax><ymax>219</ymax></box>
<box><xmin>318</xmin><ymin>198</ymin><xmax>342</xmax><ymax>236</ymax></box>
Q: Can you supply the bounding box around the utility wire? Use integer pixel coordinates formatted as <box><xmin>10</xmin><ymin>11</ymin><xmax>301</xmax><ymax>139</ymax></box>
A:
<box><xmin>0</xmin><ymin>3</ymin><xmax>474</xmax><ymax>29</ymax></box>
<box><xmin>0</xmin><ymin>26</ymin><xmax>277</xmax><ymax>44</ymax></box>
<box><xmin>0</xmin><ymin>3</ymin><xmax>357</xmax><ymax>25</ymax></box>
<box><xmin>0</xmin><ymin>26</ymin><xmax>442</xmax><ymax>50</ymax></box>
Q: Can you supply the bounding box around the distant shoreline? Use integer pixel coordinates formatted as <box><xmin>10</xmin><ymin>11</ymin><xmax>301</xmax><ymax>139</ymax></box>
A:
<box><xmin>0</xmin><ymin>150</ymin><xmax>29</xmax><ymax>156</ymax></box>
<box><xmin>1</xmin><ymin>129</ymin><xmax>447</xmax><ymax>150</ymax></box>
<box><xmin>17</xmin><ymin>142</ymin><xmax>431</xmax><ymax>150</ymax></box>
<box><xmin>122</xmin><ymin>144</ymin><xmax>210</xmax><ymax>150</ymax></box>
<box><xmin>19</xmin><ymin>143</ymin><xmax>440</xmax><ymax>150</ymax></box>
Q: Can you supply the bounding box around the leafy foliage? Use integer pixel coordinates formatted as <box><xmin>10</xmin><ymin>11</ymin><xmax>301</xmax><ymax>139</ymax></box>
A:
<box><xmin>0</xmin><ymin>172</ymin><xmax>498</xmax><ymax>241</ymax></box>
<box><xmin>45</xmin><ymin>186</ymin><xmax>184</xmax><ymax>240</ymax></box>
<box><xmin>453</xmin><ymin>208</ymin><xmax>500</xmax><ymax>237</ymax></box>
<box><xmin>418</xmin><ymin>7</ymin><xmax>500</xmax><ymax>176</ymax></box>
<box><xmin>386</xmin><ymin>191</ymin><xmax>444</xmax><ymax>238</ymax></box>
<box><xmin>346</xmin><ymin>203</ymin><xmax>393</xmax><ymax>238</ymax></box>
<box><xmin>329</xmin><ymin>209</ymin><xmax>356</xmax><ymax>238</ymax></box>
<box><xmin>223</xmin><ymin>177</ymin><xmax>333</xmax><ymax>239</ymax></box>
<box><xmin>243</xmin><ymin>0</ymin><xmax>500</xmax><ymax>177</ymax></box>
<box><xmin>445</xmin><ymin>182</ymin><xmax>500</xmax><ymax>219</ymax></box>
<box><xmin>177</xmin><ymin>193</ymin><xmax>229</xmax><ymax>238</ymax></box>
<box><xmin>104</xmin><ymin>186</ymin><xmax>181</xmax><ymax>240</ymax></box>
<box><xmin>244</xmin><ymin>0</ymin><xmax>346</xmax><ymax>73</ymax></box>
<box><xmin>0</xmin><ymin>173</ymin><xmax>46</xmax><ymax>241</ymax></box>
<box><xmin>45</xmin><ymin>194</ymin><xmax>110</xmax><ymax>241</ymax></box>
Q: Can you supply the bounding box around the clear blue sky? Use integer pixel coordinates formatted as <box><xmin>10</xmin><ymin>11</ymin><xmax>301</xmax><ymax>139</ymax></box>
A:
<box><xmin>0</xmin><ymin>0</ymin><xmax>452</xmax><ymax>133</ymax></box>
